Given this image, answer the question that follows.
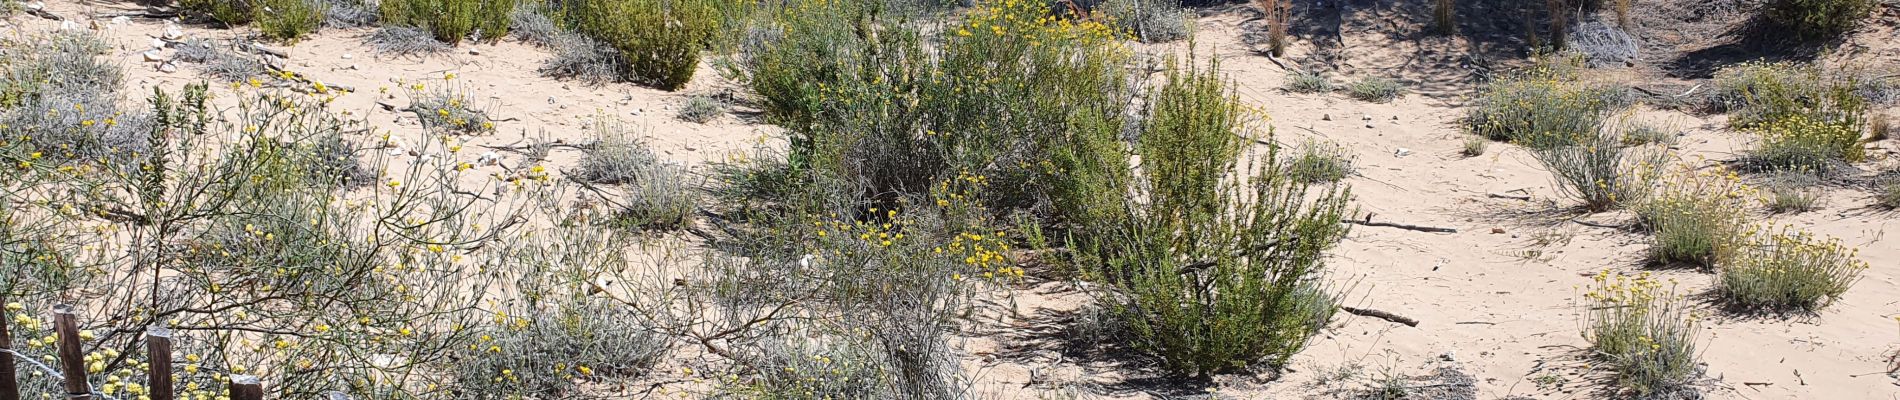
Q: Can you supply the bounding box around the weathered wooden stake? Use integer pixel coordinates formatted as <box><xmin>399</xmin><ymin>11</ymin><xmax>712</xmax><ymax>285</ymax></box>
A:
<box><xmin>228</xmin><ymin>375</ymin><xmax>263</xmax><ymax>400</ymax></box>
<box><xmin>146</xmin><ymin>326</ymin><xmax>174</xmax><ymax>400</ymax></box>
<box><xmin>0</xmin><ymin>295</ymin><xmax>19</xmax><ymax>400</ymax></box>
<box><xmin>52</xmin><ymin>305</ymin><xmax>89</xmax><ymax>400</ymax></box>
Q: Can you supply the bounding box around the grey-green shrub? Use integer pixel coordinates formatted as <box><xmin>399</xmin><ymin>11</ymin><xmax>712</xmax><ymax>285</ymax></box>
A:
<box><xmin>1085</xmin><ymin>57</ymin><xmax>1352</xmax><ymax>378</ymax></box>
<box><xmin>0</xmin><ymin>31</ymin><xmax>150</xmax><ymax>165</ymax></box>
<box><xmin>449</xmin><ymin>300</ymin><xmax>671</xmax><ymax>398</ymax></box>
<box><xmin>1285</xmin><ymin>140</ymin><xmax>1356</xmax><ymax>183</ymax></box>
<box><xmin>1347</xmin><ymin>76</ymin><xmax>1403</xmax><ymax>103</ymax></box>
<box><xmin>1462</xmin><ymin>136</ymin><xmax>1487</xmax><ymax>157</ymax></box>
<box><xmin>1719</xmin><ymin>228</ymin><xmax>1867</xmax><ymax>312</ymax></box>
<box><xmin>1581</xmin><ymin>272</ymin><xmax>1703</xmax><ymax>397</ymax></box>
<box><xmin>367</xmin><ymin>26</ymin><xmax>452</xmax><ymax>55</ymax></box>
<box><xmin>1766</xmin><ymin>0</ymin><xmax>1877</xmax><ymax>39</ymax></box>
<box><xmin>1878</xmin><ymin>179</ymin><xmax>1900</xmax><ymax>209</ymax></box>
<box><xmin>1712</xmin><ymin>61</ymin><xmax>1867</xmax><ymax>130</ymax></box>
<box><xmin>379</xmin><ymin>0</ymin><xmax>515</xmax><ymax>45</ymax></box>
<box><xmin>1524</xmin><ymin>123</ymin><xmax>1664</xmax><ymax>212</ymax></box>
<box><xmin>1102</xmin><ymin>0</ymin><xmax>1192</xmax><ymax>42</ymax></box>
<box><xmin>1467</xmin><ymin>57</ymin><xmax>1629</xmax><ymax>145</ymax></box>
<box><xmin>1284</xmin><ymin>70</ymin><xmax>1333</xmax><ymax>93</ymax></box>
<box><xmin>561</xmin><ymin>0</ymin><xmax>723</xmax><ymax>90</ymax></box>
<box><xmin>1634</xmin><ymin>167</ymin><xmax>1751</xmax><ymax>269</ymax></box>
<box><xmin>1761</xmin><ymin>172</ymin><xmax>1822</xmax><ymax>213</ymax></box>
<box><xmin>678</xmin><ymin>94</ymin><xmax>724</xmax><ymax>123</ymax></box>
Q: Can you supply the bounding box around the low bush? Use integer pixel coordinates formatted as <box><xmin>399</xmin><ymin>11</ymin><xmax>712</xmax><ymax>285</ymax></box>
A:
<box><xmin>320</xmin><ymin>0</ymin><xmax>379</xmax><ymax>28</ymax></box>
<box><xmin>678</xmin><ymin>94</ymin><xmax>724</xmax><ymax>123</ymax></box>
<box><xmin>367</xmin><ymin>26</ymin><xmax>452</xmax><ymax>55</ymax></box>
<box><xmin>404</xmin><ymin>76</ymin><xmax>496</xmax><ymax>135</ymax></box>
<box><xmin>1284</xmin><ymin>70</ymin><xmax>1333</xmax><ymax>93</ymax></box>
<box><xmin>1347</xmin><ymin>76</ymin><xmax>1403</xmax><ymax>103</ymax></box>
<box><xmin>1712</xmin><ymin>61</ymin><xmax>1867</xmax><ymax>129</ymax></box>
<box><xmin>256</xmin><ymin>0</ymin><xmax>326</xmax><ymax>42</ymax></box>
<box><xmin>1084</xmin><ymin>58</ymin><xmax>1352</xmax><ymax>378</ymax></box>
<box><xmin>175</xmin><ymin>39</ymin><xmax>269</xmax><ymax>82</ymax></box>
<box><xmin>540</xmin><ymin>32</ymin><xmax>625</xmax><ymax>84</ymax></box>
<box><xmin>379</xmin><ymin>0</ymin><xmax>515</xmax><ymax>45</ymax></box>
<box><xmin>1525</xmin><ymin>124</ymin><xmax>1664</xmax><ymax>212</ymax></box>
<box><xmin>1462</xmin><ymin>136</ymin><xmax>1487</xmax><ymax>157</ymax></box>
<box><xmin>1284</xmin><ymin>140</ymin><xmax>1356</xmax><ymax>183</ymax></box>
<box><xmin>449</xmin><ymin>299</ymin><xmax>671</xmax><ymax>398</ymax></box>
<box><xmin>1580</xmin><ymin>271</ymin><xmax>1703</xmax><ymax>397</ymax></box>
<box><xmin>509</xmin><ymin>2</ymin><xmax>561</xmax><ymax>47</ymax></box>
<box><xmin>1620</xmin><ymin>120</ymin><xmax>1677</xmax><ymax>146</ymax></box>
<box><xmin>1719</xmin><ymin>228</ymin><xmax>1867</xmax><ymax>312</ymax></box>
<box><xmin>1102</xmin><ymin>0</ymin><xmax>1192</xmax><ymax>42</ymax></box>
<box><xmin>1570</xmin><ymin>19</ymin><xmax>1638</xmax><ymax>68</ymax></box>
<box><xmin>0</xmin><ymin>31</ymin><xmax>149</xmax><ymax>165</ymax></box>
<box><xmin>1634</xmin><ymin>166</ymin><xmax>1751</xmax><ymax>269</ymax></box>
<box><xmin>1761</xmin><ymin>172</ymin><xmax>1823</xmax><ymax>213</ymax></box>
<box><xmin>181</xmin><ymin>0</ymin><xmax>255</xmax><ymax>26</ymax></box>
<box><xmin>723</xmin><ymin>337</ymin><xmax>890</xmax><ymax>399</ymax></box>
<box><xmin>1746</xmin><ymin>114</ymin><xmax>1865</xmax><ymax>172</ymax></box>
<box><xmin>1765</xmin><ymin>0</ymin><xmax>1877</xmax><ymax>39</ymax></box>
<box><xmin>561</xmin><ymin>0</ymin><xmax>723</xmax><ymax>90</ymax></box>
<box><xmin>1879</xmin><ymin>179</ymin><xmax>1900</xmax><ymax>209</ymax></box>
<box><xmin>1467</xmin><ymin>57</ymin><xmax>1629</xmax><ymax>144</ymax></box>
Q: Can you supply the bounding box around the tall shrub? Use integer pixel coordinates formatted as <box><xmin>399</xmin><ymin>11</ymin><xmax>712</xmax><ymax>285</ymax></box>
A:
<box><xmin>1766</xmin><ymin>0</ymin><xmax>1877</xmax><ymax>38</ymax></box>
<box><xmin>564</xmin><ymin>0</ymin><xmax>723</xmax><ymax>90</ymax></box>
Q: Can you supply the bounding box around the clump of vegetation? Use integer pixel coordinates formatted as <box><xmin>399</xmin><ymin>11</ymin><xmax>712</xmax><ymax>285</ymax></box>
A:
<box><xmin>1462</xmin><ymin>136</ymin><xmax>1487</xmax><ymax>157</ymax></box>
<box><xmin>1102</xmin><ymin>0</ymin><xmax>1192</xmax><ymax>42</ymax></box>
<box><xmin>404</xmin><ymin>76</ymin><xmax>496</xmax><ymax>135</ymax></box>
<box><xmin>1761</xmin><ymin>172</ymin><xmax>1823</xmax><ymax>213</ymax></box>
<box><xmin>1765</xmin><ymin>0</ymin><xmax>1877</xmax><ymax>39</ymax></box>
<box><xmin>320</xmin><ymin>0</ymin><xmax>379</xmax><ymax>28</ymax></box>
<box><xmin>1746</xmin><ymin>113</ymin><xmax>1866</xmax><ymax>172</ymax></box>
<box><xmin>678</xmin><ymin>94</ymin><xmax>724</xmax><ymax>123</ymax></box>
<box><xmin>1580</xmin><ymin>271</ymin><xmax>1703</xmax><ymax>397</ymax></box>
<box><xmin>1719</xmin><ymin>228</ymin><xmax>1867</xmax><ymax>312</ymax></box>
<box><xmin>722</xmin><ymin>337</ymin><xmax>890</xmax><ymax>399</ymax></box>
<box><xmin>368</xmin><ymin>25</ymin><xmax>453</xmax><ymax>55</ymax></box>
<box><xmin>561</xmin><ymin>0</ymin><xmax>724</xmax><ymax>90</ymax></box>
<box><xmin>1467</xmin><ymin>57</ymin><xmax>1629</xmax><ymax>143</ymax></box>
<box><xmin>509</xmin><ymin>2</ymin><xmax>562</xmax><ymax>47</ymax></box>
<box><xmin>180</xmin><ymin>0</ymin><xmax>255</xmax><ymax>26</ymax></box>
<box><xmin>540</xmin><ymin>32</ymin><xmax>626</xmax><ymax>84</ymax></box>
<box><xmin>1880</xmin><ymin>179</ymin><xmax>1900</xmax><ymax>209</ymax></box>
<box><xmin>1620</xmin><ymin>120</ymin><xmax>1677</xmax><ymax>145</ymax></box>
<box><xmin>449</xmin><ymin>300</ymin><xmax>671</xmax><ymax>397</ymax></box>
<box><xmin>379</xmin><ymin>0</ymin><xmax>516</xmax><ymax>45</ymax></box>
<box><xmin>1570</xmin><ymin>19</ymin><xmax>1638</xmax><ymax>68</ymax></box>
<box><xmin>175</xmin><ymin>39</ymin><xmax>269</xmax><ymax>82</ymax></box>
<box><xmin>1634</xmin><ymin>166</ymin><xmax>1752</xmax><ymax>269</ymax></box>
<box><xmin>576</xmin><ymin>123</ymin><xmax>700</xmax><ymax>231</ymax></box>
<box><xmin>1082</xmin><ymin>57</ymin><xmax>1352</xmax><ymax>378</ymax></box>
<box><xmin>1713</xmin><ymin>61</ymin><xmax>1867</xmax><ymax>129</ymax></box>
<box><xmin>256</xmin><ymin>0</ymin><xmax>326</xmax><ymax>42</ymax></box>
<box><xmin>1284</xmin><ymin>70</ymin><xmax>1333</xmax><ymax>93</ymax></box>
<box><xmin>1525</xmin><ymin>123</ymin><xmax>1664</xmax><ymax>212</ymax></box>
<box><xmin>1255</xmin><ymin>0</ymin><xmax>1292</xmax><ymax>56</ymax></box>
<box><xmin>1285</xmin><ymin>140</ymin><xmax>1356</xmax><ymax>183</ymax></box>
<box><xmin>1347</xmin><ymin>76</ymin><xmax>1403</xmax><ymax>103</ymax></box>
<box><xmin>0</xmin><ymin>31</ymin><xmax>148</xmax><ymax>165</ymax></box>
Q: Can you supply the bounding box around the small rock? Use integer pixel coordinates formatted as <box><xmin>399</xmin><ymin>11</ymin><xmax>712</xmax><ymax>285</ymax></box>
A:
<box><xmin>1394</xmin><ymin>148</ymin><xmax>1412</xmax><ymax>157</ymax></box>
<box><xmin>1391</xmin><ymin>115</ymin><xmax>1400</xmax><ymax>120</ymax></box>
<box><xmin>1362</xmin><ymin>114</ymin><xmax>1372</xmax><ymax>121</ymax></box>
<box><xmin>163</xmin><ymin>24</ymin><xmax>185</xmax><ymax>40</ymax></box>
<box><xmin>1440</xmin><ymin>350</ymin><xmax>1456</xmax><ymax>362</ymax></box>
<box><xmin>59</xmin><ymin>20</ymin><xmax>78</xmax><ymax>31</ymax></box>
<box><xmin>347</xmin><ymin>64</ymin><xmax>360</xmax><ymax>70</ymax></box>
<box><xmin>1365</xmin><ymin>123</ymin><xmax>1376</xmax><ymax>129</ymax></box>
<box><xmin>149</xmin><ymin>38</ymin><xmax>167</xmax><ymax>50</ymax></box>
<box><xmin>468</xmin><ymin>48</ymin><xmax>481</xmax><ymax>55</ymax></box>
<box><xmin>477</xmin><ymin>151</ymin><xmax>503</xmax><ymax>166</ymax></box>
<box><xmin>342</xmin><ymin>53</ymin><xmax>354</xmax><ymax>60</ymax></box>
<box><xmin>1321</xmin><ymin>114</ymin><xmax>1332</xmax><ymax>121</ymax></box>
<box><xmin>25</xmin><ymin>1</ymin><xmax>42</xmax><ymax>10</ymax></box>
<box><xmin>157</xmin><ymin>62</ymin><xmax>177</xmax><ymax>73</ymax></box>
<box><xmin>112</xmin><ymin>16</ymin><xmax>130</xmax><ymax>25</ymax></box>
<box><xmin>1490</xmin><ymin>227</ymin><xmax>1506</xmax><ymax>234</ymax></box>
<box><xmin>142</xmin><ymin>50</ymin><xmax>167</xmax><ymax>62</ymax></box>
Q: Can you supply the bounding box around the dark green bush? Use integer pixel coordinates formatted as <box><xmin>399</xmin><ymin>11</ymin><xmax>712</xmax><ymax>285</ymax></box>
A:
<box><xmin>1766</xmin><ymin>0</ymin><xmax>1876</xmax><ymax>39</ymax></box>
<box><xmin>181</xmin><ymin>0</ymin><xmax>256</xmax><ymax>27</ymax></box>
<box><xmin>380</xmin><ymin>0</ymin><xmax>515</xmax><ymax>45</ymax></box>
<box><xmin>257</xmin><ymin>0</ymin><xmax>327</xmax><ymax>42</ymax></box>
<box><xmin>562</xmin><ymin>0</ymin><xmax>723</xmax><ymax>90</ymax></box>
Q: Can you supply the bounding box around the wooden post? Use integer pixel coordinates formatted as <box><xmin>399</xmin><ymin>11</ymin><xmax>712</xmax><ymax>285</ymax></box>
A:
<box><xmin>0</xmin><ymin>295</ymin><xmax>19</xmax><ymax>400</ymax></box>
<box><xmin>227</xmin><ymin>375</ymin><xmax>263</xmax><ymax>400</ymax></box>
<box><xmin>52</xmin><ymin>305</ymin><xmax>89</xmax><ymax>400</ymax></box>
<box><xmin>145</xmin><ymin>326</ymin><xmax>173</xmax><ymax>400</ymax></box>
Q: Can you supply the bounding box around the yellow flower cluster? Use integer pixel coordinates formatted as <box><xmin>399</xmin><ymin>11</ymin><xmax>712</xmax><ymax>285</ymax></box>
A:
<box><xmin>959</xmin><ymin>0</ymin><xmax>1122</xmax><ymax>45</ymax></box>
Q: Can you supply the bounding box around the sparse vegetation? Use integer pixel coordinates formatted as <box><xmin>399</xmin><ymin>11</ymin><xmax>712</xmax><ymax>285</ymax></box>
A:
<box><xmin>1467</xmin><ymin>57</ymin><xmax>1629</xmax><ymax>144</ymax></box>
<box><xmin>1285</xmin><ymin>70</ymin><xmax>1333</xmax><ymax>93</ymax></box>
<box><xmin>1719</xmin><ymin>228</ymin><xmax>1867</xmax><ymax>312</ymax></box>
<box><xmin>1761</xmin><ymin>172</ymin><xmax>1824</xmax><ymax>213</ymax></box>
<box><xmin>1620</xmin><ymin>120</ymin><xmax>1677</xmax><ymax>145</ymax></box>
<box><xmin>1255</xmin><ymin>0</ymin><xmax>1292</xmax><ymax>57</ymax></box>
<box><xmin>181</xmin><ymin>0</ymin><xmax>256</xmax><ymax>27</ymax></box>
<box><xmin>1462</xmin><ymin>136</ymin><xmax>1488</xmax><ymax>157</ymax></box>
<box><xmin>368</xmin><ymin>25</ymin><xmax>453</xmax><ymax>55</ymax></box>
<box><xmin>1524</xmin><ymin>122</ymin><xmax>1664</xmax><ymax>212</ymax></box>
<box><xmin>379</xmin><ymin>0</ymin><xmax>516</xmax><ymax>45</ymax></box>
<box><xmin>575</xmin><ymin>120</ymin><xmax>699</xmax><ymax>231</ymax></box>
<box><xmin>256</xmin><ymin>0</ymin><xmax>326</xmax><ymax>42</ymax></box>
<box><xmin>561</xmin><ymin>0</ymin><xmax>724</xmax><ymax>90</ymax></box>
<box><xmin>1713</xmin><ymin>61</ymin><xmax>1868</xmax><ymax>130</ymax></box>
<box><xmin>1103</xmin><ymin>0</ymin><xmax>1193</xmax><ymax>42</ymax></box>
<box><xmin>1877</xmin><ymin>179</ymin><xmax>1900</xmax><ymax>209</ymax></box>
<box><xmin>678</xmin><ymin>94</ymin><xmax>724</xmax><ymax>123</ymax></box>
<box><xmin>405</xmin><ymin>76</ymin><xmax>497</xmax><ymax>135</ymax></box>
<box><xmin>1746</xmin><ymin>113</ymin><xmax>1865</xmax><ymax>172</ymax></box>
<box><xmin>1580</xmin><ymin>271</ymin><xmax>1703</xmax><ymax>397</ymax></box>
<box><xmin>1347</xmin><ymin>76</ymin><xmax>1403</xmax><ymax>103</ymax></box>
<box><xmin>1285</xmin><ymin>140</ymin><xmax>1356</xmax><ymax>183</ymax></box>
<box><xmin>1766</xmin><ymin>0</ymin><xmax>1877</xmax><ymax>39</ymax></box>
<box><xmin>1635</xmin><ymin>166</ymin><xmax>1751</xmax><ymax>269</ymax></box>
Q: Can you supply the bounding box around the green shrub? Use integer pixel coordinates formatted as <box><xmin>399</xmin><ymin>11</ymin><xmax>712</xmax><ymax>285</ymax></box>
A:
<box><xmin>722</xmin><ymin>337</ymin><xmax>890</xmax><ymax>399</ymax></box>
<box><xmin>1719</xmin><ymin>228</ymin><xmax>1867</xmax><ymax>312</ymax></box>
<box><xmin>1880</xmin><ymin>179</ymin><xmax>1900</xmax><ymax>209</ymax></box>
<box><xmin>1634</xmin><ymin>167</ymin><xmax>1751</xmax><ymax>269</ymax></box>
<box><xmin>1102</xmin><ymin>0</ymin><xmax>1192</xmax><ymax>42</ymax></box>
<box><xmin>1580</xmin><ymin>271</ymin><xmax>1703</xmax><ymax>397</ymax></box>
<box><xmin>1766</xmin><ymin>0</ymin><xmax>1877</xmax><ymax>39</ymax></box>
<box><xmin>1620</xmin><ymin>121</ymin><xmax>1677</xmax><ymax>146</ymax></box>
<box><xmin>1467</xmin><ymin>58</ymin><xmax>1629</xmax><ymax>144</ymax></box>
<box><xmin>1347</xmin><ymin>76</ymin><xmax>1403</xmax><ymax>103</ymax></box>
<box><xmin>1525</xmin><ymin>124</ymin><xmax>1664</xmax><ymax>212</ymax></box>
<box><xmin>1761</xmin><ymin>172</ymin><xmax>1822</xmax><ymax>213</ymax></box>
<box><xmin>1284</xmin><ymin>140</ymin><xmax>1356</xmax><ymax>183</ymax></box>
<box><xmin>182</xmin><ymin>0</ymin><xmax>256</xmax><ymax>26</ymax></box>
<box><xmin>678</xmin><ymin>94</ymin><xmax>724</xmax><ymax>123</ymax></box>
<box><xmin>1462</xmin><ymin>136</ymin><xmax>1487</xmax><ymax>157</ymax></box>
<box><xmin>1284</xmin><ymin>70</ymin><xmax>1333</xmax><ymax>93</ymax></box>
<box><xmin>380</xmin><ymin>0</ymin><xmax>515</xmax><ymax>45</ymax></box>
<box><xmin>449</xmin><ymin>299</ymin><xmax>671</xmax><ymax>398</ymax></box>
<box><xmin>1084</xmin><ymin>57</ymin><xmax>1352</xmax><ymax>378</ymax></box>
<box><xmin>1747</xmin><ymin>114</ymin><xmax>1865</xmax><ymax>171</ymax></box>
<box><xmin>562</xmin><ymin>0</ymin><xmax>723</xmax><ymax>90</ymax></box>
<box><xmin>1713</xmin><ymin>61</ymin><xmax>1867</xmax><ymax>129</ymax></box>
<box><xmin>257</xmin><ymin>0</ymin><xmax>326</xmax><ymax>41</ymax></box>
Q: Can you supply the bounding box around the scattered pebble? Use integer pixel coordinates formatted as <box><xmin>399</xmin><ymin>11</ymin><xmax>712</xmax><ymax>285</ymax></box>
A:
<box><xmin>342</xmin><ymin>53</ymin><xmax>354</xmax><ymax>60</ymax></box>
<box><xmin>1490</xmin><ymin>227</ymin><xmax>1506</xmax><ymax>234</ymax></box>
<box><xmin>1394</xmin><ymin>148</ymin><xmax>1412</xmax><ymax>157</ymax></box>
<box><xmin>468</xmin><ymin>48</ymin><xmax>481</xmax><ymax>55</ymax></box>
<box><xmin>1321</xmin><ymin>114</ymin><xmax>1331</xmax><ymax>121</ymax></box>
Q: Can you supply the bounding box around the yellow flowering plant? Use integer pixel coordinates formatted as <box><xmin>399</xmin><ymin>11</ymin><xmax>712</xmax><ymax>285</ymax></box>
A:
<box><xmin>1578</xmin><ymin>271</ymin><xmax>1703</xmax><ymax>396</ymax></box>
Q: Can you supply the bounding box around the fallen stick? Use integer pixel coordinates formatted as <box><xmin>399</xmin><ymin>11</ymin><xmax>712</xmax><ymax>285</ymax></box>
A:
<box><xmin>1341</xmin><ymin>306</ymin><xmax>1419</xmax><ymax>327</ymax></box>
<box><xmin>1345</xmin><ymin>219</ymin><xmax>1458</xmax><ymax>233</ymax></box>
<box><xmin>1487</xmin><ymin>192</ymin><xmax>1532</xmax><ymax>201</ymax></box>
<box><xmin>24</xmin><ymin>7</ymin><xmax>62</xmax><ymax>21</ymax></box>
<box><xmin>247</xmin><ymin>42</ymin><xmax>290</xmax><ymax>59</ymax></box>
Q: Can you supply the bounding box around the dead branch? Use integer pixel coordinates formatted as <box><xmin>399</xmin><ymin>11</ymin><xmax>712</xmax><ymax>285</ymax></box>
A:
<box><xmin>24</xmin><ymin>7</ymin><xmax>62</xmax><ymax>21</ymax></box>
<box><xmin>1341</xmin><ymin>306</ymin><xmax>1419</xmax><ymax>327</ymax></box>
<box><xmin>1346</xmin><ymin>213</ymin><xmax>1458</xmax><ymax>233</ymax></box>
<box><xmin>1487</xmin><ymin>192</ymin><xmax>1532</xmax><ymax>201</ymax></box>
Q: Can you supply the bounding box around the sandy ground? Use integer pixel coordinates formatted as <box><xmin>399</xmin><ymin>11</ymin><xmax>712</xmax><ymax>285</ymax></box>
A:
<box><xmin>14</xmin><ymin>1</ymin><xmax>1900</xmax><ymax>398</ymax></box>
